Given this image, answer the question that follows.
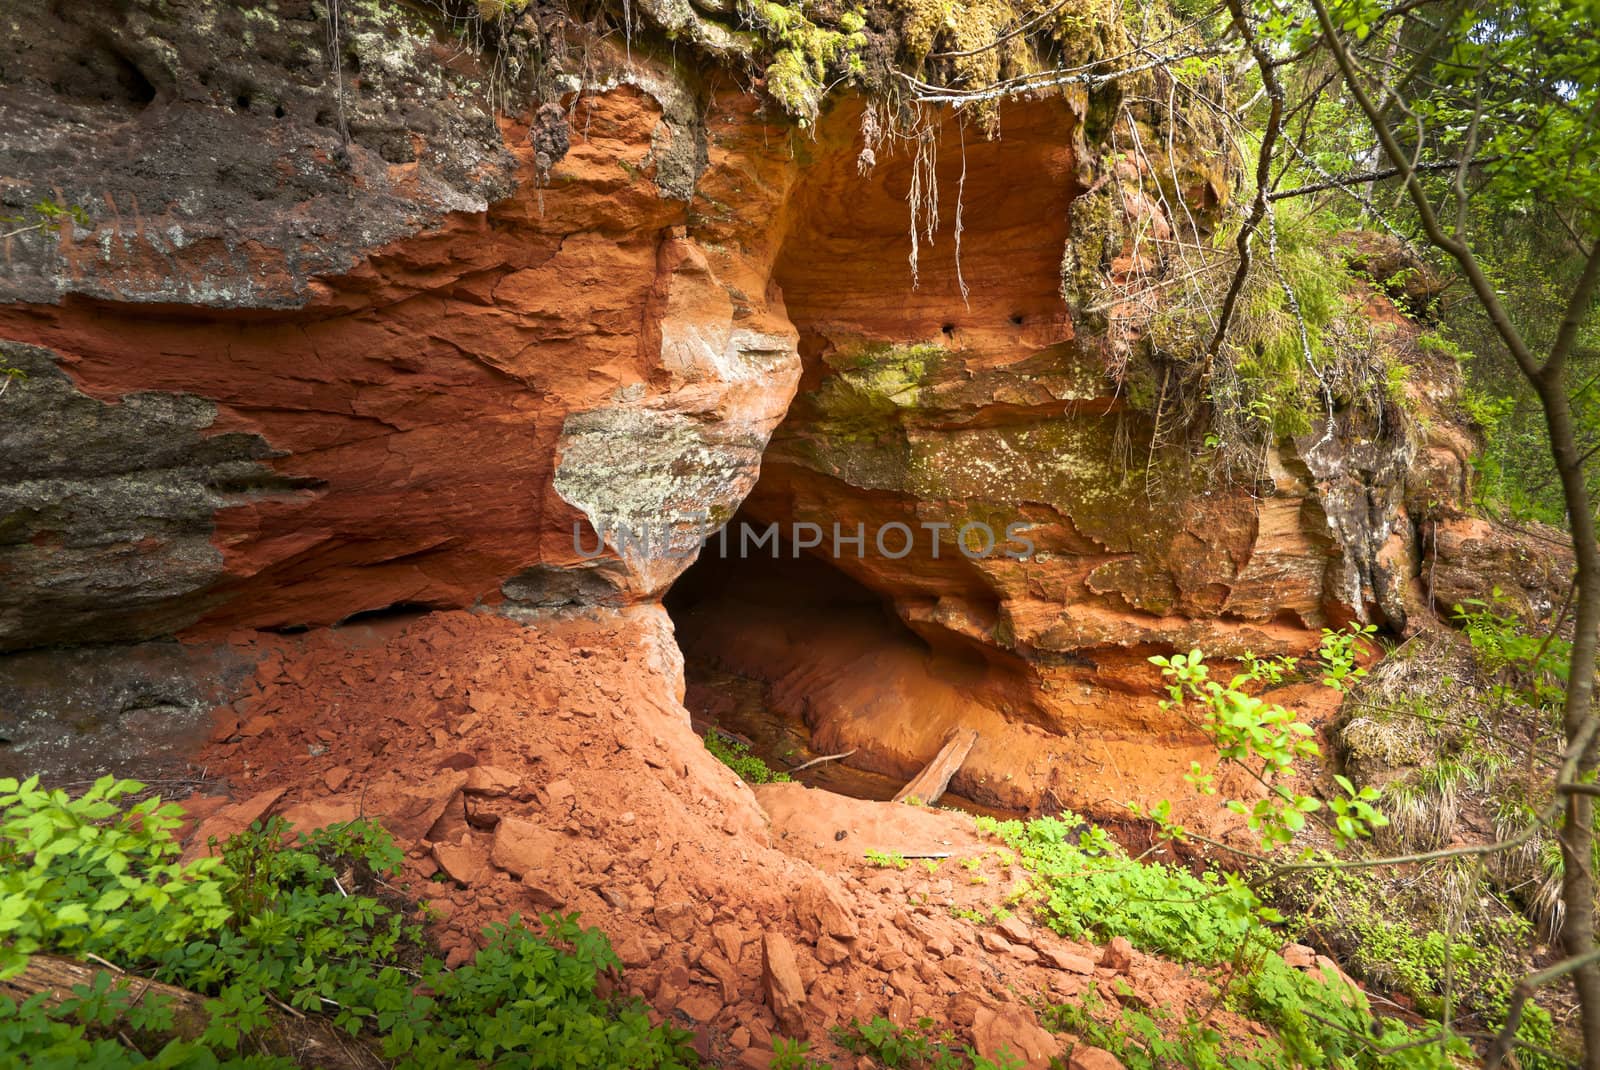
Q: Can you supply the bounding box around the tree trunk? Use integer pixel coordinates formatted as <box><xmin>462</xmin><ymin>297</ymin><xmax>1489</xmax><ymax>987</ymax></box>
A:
<box><xmin>1536</xmin><ymin>369</ymin><xmax>1600</xmax><ymax>1063</ymax></box>
<box><xmin>2</xmin><ymin>955</ymin><xmax>388</xmax><ymax>1070</ymax></box>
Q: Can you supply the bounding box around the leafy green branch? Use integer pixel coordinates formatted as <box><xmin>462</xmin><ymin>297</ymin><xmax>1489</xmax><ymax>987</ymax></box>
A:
<box><xmin>1143</xmin><ymin>624</ymin><xmax>1386</xmax><ymax>851</ymax></box>
<box><xmin>0</xmin><ymin>200</ymin><xmax>89</xmax><ymax>242</ymax></box>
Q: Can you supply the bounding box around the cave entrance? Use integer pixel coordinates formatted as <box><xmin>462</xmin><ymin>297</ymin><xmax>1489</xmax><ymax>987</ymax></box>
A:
<box><xmin>666</xmin><ymin>513</ymin><xmax>914</xmax><ymax>801</ymax></box>
<box><xmin>665</xmin><ymin>511</ymin><xmax>1010</xmax><ymax>815</ymax></box>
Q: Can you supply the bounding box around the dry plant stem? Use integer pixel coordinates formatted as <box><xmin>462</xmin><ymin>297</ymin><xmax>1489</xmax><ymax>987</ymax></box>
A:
<box><xmin>1267</xmin><ymin>155</ymin><xmax>1504</xmax><ymax>200</ymax></box>
<box><xmin>1205</xmin><ymin>0</ymin><xmax>1284</xmax><ymax>361</ymax></box>
<box><xmin>1525</xmin><ymin>581</ymin><xmax>1579</xmax><ymax>797</ymax></box>
<box><xmin>325</xmin><ymin>0</ymin><xmax>350</xmax><ymax>149</ymax></box>
<box><xmin>788</xmin><ymin>749</ymin><xmax>857</xmax><ymax>773</ymax></box>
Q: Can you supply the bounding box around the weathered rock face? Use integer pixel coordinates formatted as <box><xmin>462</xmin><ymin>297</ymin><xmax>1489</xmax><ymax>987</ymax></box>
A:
<box><xmin>0</xmin><ymin>3</ymin><xmax>804</xmax><ymax>644</ymax></box>
<box><xmin>1427</xmin><ymin>516</ymin><xmax>1575</xmax><ymax>623</ymax></box>
<box><xmin>0</xmin><ymin>0</ymin><xmax>517</xmax><ymax>308</ymax></box>
<box><xmin>0</xmin><ymin>0</ymin><xmax>1470</xmax><ymax>812</ymax></box>
<box><xmin>0</xmin><ymin>342</ymin><xmax>307</xmax><ymax>647</ymax></box>
<box><xmin>712</xmin><ymin>103</ymin><xmax>1447</xmax><ymax>803</ymax></box>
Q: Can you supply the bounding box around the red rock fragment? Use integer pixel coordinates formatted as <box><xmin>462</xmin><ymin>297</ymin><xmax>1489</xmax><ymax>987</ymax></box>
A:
<box><xmin>761</xmin><ymin>932</ymin><xmax>807</xmax><ymax>1036</ymax></box>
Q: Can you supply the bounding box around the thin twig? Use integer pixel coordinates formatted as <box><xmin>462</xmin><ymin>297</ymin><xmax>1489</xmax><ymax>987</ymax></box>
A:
<box><xmin>1205</xmin><ymin>0</ymin><xmax>1284</xmax><ymax>360</ymax></box>
<box><xmin>1267</xmin><ymin>155</ymin><xmax>1505</xmax><ymax>200</ymax></box>
<box><xmin>789</xmin><ymin>749</ymin><xmax>858</xmax><ymax>773</ymax></box>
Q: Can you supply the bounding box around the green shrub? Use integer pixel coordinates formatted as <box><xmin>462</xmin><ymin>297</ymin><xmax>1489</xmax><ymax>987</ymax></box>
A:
<box><xmin>0</xmin><ymin>775</ymin><xmax>697</xmax><ymax>1068</ymax></box>
<box><xmin>976</xmin><ymin>814</ymin><xmax>1267</xmax><ymax>963</ymax></box>
<box><xmin>703</xmin><ymin>733</ymin><xmax>791</xmax><ymax>784</ymax></box>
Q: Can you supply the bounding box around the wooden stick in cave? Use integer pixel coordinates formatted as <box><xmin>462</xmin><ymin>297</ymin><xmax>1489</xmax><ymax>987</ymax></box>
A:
<box><xmin>893</xmin><ymin>729</ymin><xmax>979</xmax><ymax>806</ymax></box>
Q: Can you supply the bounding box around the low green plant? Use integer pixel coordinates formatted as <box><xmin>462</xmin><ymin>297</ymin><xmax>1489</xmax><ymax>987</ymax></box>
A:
<box><xmin>1240</xmin><ymin>955</ymin><xmax>1468</xmax><ymax>1069</ymax></box>
<box><xmin>865</xmin><ymin>849</ymin><xmax>909</xmax><ymax>870</ymax></box>
<box><xmin>0</xmin><ymin>776</ymin><xmax>233</xmax><ymax>980</ymax></box>
<box><xmin>0</xmin><ymin>775</ymin><xmax>697</xmax><ymax>1068</ymax></box>
<box><xmin>703</xmin><ymin>732</ymin><xmax>792</xmax><ymax>784</ymax></box>
<box><xmin>1454</xmin><ymin>592</ymin><xmax>1572</xmax><ymax>711</ymax></box>
<box><xmin>833</xmin><ymin>1016</ymin><xmax>1022</xmax><ymax>1069</ymax></box>
<box><xmin>1018</xmin><ymin>861</ymin><xmax>1476</xmax><ymax>1070</ymax></box>
<box><xmin>987</xmin><ymin>806</ymin><xmax>1566</xmax><ymax>1068</ymax></box>
<box><xmin>977</xmin><ymin>813</ymin><xmax>1270</xmax><ymax>963</ymax></box>
<box><xmin>1273</xmin><ymin>863</ymin><xmax>1566</xmax><ymax>1067</ymax></box>
<box><xmin>770</xmin><ymin>1034</ymin><xmax>828</xmax><ymax>1069</ymax></box>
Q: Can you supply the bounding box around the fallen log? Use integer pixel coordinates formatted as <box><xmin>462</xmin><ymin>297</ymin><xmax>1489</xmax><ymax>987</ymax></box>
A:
<box><xmin>893</xmin><ymin>728</ymin><xmax>978</xmax><ymax>806</ymax></box>
<box><xmin>3</xmin><ymin>955</ymin><xmax>386</xmax><ymax>1069</ymax></box>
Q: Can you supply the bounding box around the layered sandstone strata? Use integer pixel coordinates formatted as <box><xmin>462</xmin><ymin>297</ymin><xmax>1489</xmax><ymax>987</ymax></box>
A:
<box><xmin>0</xmin><ymin>0</ymin><xmax>1471</xmax><ymax>816</ymax></box>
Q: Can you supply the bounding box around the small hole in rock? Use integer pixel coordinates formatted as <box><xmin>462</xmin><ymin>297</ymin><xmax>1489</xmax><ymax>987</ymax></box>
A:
<box><xmin>106</xmin><ymin>49</ymin><xmax>157</xmax><ymax>107</ymax></box>
<box><xmin>1010</xmin><ymin>313</ymin><xmax>1025</xmax><ymax>325</ymax></box>
<box><xmin>941</xmin><ymin>323</ymin><xmax>955</xmax><ymax>336</ymax></box>
<box><xmin>234</xmin><ymin>94</ymin><xmax>252</xmax><ymax>112</ymax></box>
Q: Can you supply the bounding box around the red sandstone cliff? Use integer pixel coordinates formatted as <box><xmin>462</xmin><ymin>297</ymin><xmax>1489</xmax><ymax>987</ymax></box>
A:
<box><xmin>0</xmin><ymin>0</ymin><xmax>1487</xmax><ymax>816</ymax></box>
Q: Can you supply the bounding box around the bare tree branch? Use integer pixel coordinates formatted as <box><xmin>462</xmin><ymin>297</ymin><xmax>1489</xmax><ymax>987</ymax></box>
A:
<box><xmin>1205</xmin><ymin>0</ymin><xmax>1285</xmax><ymax>360</ymax></box>
<box><xmin>1267</xmin><ymin>155</ymin><xmax>1506</xmax><ymax>200</ymax></box>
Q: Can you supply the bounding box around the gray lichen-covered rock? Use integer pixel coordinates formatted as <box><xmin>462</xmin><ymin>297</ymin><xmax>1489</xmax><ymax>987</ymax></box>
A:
<box><xmin>0</xmin><ymin>344</ymin><xmax>305</xmax><ymax>650</ymax></box>
<box><xmin>0</xmin><ymin>0</ymin><xmax>517</xmax><ymax>307</ymax></box>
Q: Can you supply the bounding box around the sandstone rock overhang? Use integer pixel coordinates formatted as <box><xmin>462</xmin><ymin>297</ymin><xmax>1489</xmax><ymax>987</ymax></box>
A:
<box><xmin>0</xmin><ymin>0</ymin><xmax>1476</xmax><ymax>812</ymax></box>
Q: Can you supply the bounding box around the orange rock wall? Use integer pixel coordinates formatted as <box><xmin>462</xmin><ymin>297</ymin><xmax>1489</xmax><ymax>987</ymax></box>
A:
<box><xmin>1</xmin><ymin>66</ymin><xmax>806</xmax><ymax>641</ymax></box>
<box><xmin>1</xmin><ymin>8</ymin><xmax>1460</xmax><ymax>807</ymax></box>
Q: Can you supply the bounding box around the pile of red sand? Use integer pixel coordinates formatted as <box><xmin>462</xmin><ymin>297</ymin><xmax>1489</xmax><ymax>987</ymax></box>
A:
<box><xmin>184</xmin><ymin>607</ymin><xmax>1269</xmax><ymax>1068</ymax></box>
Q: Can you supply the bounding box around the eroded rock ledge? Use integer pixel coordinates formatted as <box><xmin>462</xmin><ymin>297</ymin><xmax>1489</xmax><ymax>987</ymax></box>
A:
<box><xmin>0</xmin><ymin>0</ymin><xmax>1475</xmax><ymax>814</ymax></box>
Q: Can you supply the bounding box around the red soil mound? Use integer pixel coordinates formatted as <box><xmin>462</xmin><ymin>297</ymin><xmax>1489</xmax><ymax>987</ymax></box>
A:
<box><xmin>186</xmin><ymin>607</ymin><xmax>1260</xmax><ymax>1066</ymax></box>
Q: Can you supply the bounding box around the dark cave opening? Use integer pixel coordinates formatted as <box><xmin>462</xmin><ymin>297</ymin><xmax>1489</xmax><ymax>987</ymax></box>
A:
<box><xmin>664</xmin><ymin>510</ymin><xmax>1010</xmax><ymax>814</ymax></box>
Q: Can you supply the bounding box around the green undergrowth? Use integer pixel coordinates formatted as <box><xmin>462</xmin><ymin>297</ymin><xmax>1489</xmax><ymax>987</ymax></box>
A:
<box><xmin>976</xmin><ymin>813</ymin><xmax>1559</xmax><ymax>1069</ymax></box>
<box><xmin>704</xmin><ymin>731</ymin><xmax>792</xmax><ymax>783</ymax></box>
<box><xmin>1309</xmin><ymin>604</ymin><xmax>1577</xmax><ymax>1067</ymax></box>
<box><xmin>1137</xmin><ymin>204</ymin><xmax>1411</xmax><ymax>473</ymax></box>
<box><xmin>0</xmin><ymin>775</ymin><xmax>697</xmax><ymax>1068</ymax></box>
<box><xmin>1273</xmin><ymin>865</ymin><xmax>1560</xmax><ymax>1066</ymax></box>
<box><xmin>1046</xmin><ymin>966</ymin><xmax>1467</xmax><ymax>1070</ymax></box>
<box><xmin>977</xmin><ymin>815</ymin><xmax>1265</xmax><ymax>963</ymax></box>
<box><xmin>770</xmin><ymin>1016</ymin><xmax>1023</xmax><ymax>1069</ymax></box>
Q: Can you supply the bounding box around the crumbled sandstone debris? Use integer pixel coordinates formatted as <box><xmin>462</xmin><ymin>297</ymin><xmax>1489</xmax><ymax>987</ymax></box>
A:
<box><xmin>762</xmin><ymin>931</ymin><xmax>808</xmax><ymax>1035</ymax></box>
<box><xmin>183</xmin><ymin>608</ymin><xmax>1260</xmax><ymax>1062</ymax></box>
